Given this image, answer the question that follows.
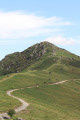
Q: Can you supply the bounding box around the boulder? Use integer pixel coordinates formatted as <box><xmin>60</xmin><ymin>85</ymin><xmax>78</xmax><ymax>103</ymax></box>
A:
<box><xmin>17</xmin><ymin>117</ymin><xmax>24</xmax><ymax>120</ymax></box>
<box><xmin>2</xmin><ymin>116</ymin><xmax>10</xmax><ymax>119</ymax></box>
<box><xmin>0</xmin><ymin>116</ymin><xmax>4</xmax><ymax>120</ymax></box>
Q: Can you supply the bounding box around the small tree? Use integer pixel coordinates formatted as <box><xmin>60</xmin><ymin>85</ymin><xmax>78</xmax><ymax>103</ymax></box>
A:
<box><xmin>8</xmin><ymin>109</ymin><xmax>15</xmax><ymax>118</ymax></box>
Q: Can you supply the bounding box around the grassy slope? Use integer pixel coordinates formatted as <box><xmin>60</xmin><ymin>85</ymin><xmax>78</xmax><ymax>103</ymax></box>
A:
<box><xmin>0</xmin><ymin>64</ymin><xmax>80</xmax><ymax>119</ymax></box>
<box><xmin>0</xmin><ymin>42</ymin><xmax>80</xmax><ymax>119</ymax></box>
<box><xmin>13</xmin><ymin>80</ymin><xmax>80</xmax><ymax>120</ymax></box>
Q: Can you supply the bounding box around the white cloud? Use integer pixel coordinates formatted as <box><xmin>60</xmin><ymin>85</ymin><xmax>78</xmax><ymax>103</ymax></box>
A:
<box><xmin>45</xmin><ymin>36</ymin><xmax>76</xmax><ymax>45</ymax></box>
<box><xmin>0</xmin><ymin>11</ymin><xmax>72</xmax><ymax>39</ymax></box>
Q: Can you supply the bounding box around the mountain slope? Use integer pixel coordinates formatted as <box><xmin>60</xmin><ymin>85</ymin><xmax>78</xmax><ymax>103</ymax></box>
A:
<box><xmin>0</xmin><ymin>42</ymin><xmax>80</xmax><ymax>119</ymax></box>
<box><xmin>0</xmin><ymin>41</ymin><xmax>80</xmax><ymax>75</ymax></box>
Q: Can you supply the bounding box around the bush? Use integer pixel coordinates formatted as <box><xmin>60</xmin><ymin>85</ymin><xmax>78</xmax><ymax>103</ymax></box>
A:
<box><xmin>8</xmin><ymin>109</ymin><xmax>15</xmax><ymax>118</ymax></box>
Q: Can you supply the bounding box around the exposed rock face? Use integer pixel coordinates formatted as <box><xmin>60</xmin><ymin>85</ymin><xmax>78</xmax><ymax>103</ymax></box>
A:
<box><xmin>53</xmin><ymin>50</ymin><xmax>56</xmax><ymax>56</ymax></box>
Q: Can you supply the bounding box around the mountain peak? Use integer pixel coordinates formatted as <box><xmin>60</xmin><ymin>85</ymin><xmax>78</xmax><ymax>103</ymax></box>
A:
<box><xmin>0</xmin><ymin>41</ymin><xmax>80</xmax><ymax>75</ymax></box>
<box><xmin>38</xmin><ymin>41</ymin><xmax>55</xmax><ymax>46</ymax></box>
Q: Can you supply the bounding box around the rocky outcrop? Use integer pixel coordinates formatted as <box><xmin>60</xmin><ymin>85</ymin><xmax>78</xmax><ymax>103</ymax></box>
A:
<box><xmin>0</xmin><ymin>113</ymin><xmax>10</xmax><ymax>120</ymax></box>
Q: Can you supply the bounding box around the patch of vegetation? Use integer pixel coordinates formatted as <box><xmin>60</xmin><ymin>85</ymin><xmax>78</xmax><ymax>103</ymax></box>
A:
<box><xmin>8</xmin><ymin>109</ymin><xmax>15</xmax><ymax>118</ymax></box>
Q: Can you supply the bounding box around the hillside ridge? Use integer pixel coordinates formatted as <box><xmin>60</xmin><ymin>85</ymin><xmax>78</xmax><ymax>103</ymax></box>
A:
<box><xmin>0</xmin><ymin>41</ymin><xmax>80</xmax><ymax>75</ymax></box>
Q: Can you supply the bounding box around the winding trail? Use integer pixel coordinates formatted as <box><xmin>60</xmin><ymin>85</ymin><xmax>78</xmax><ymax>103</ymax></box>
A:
<box><xmin>7</xmin><ymin>89</ymin><xmax>29</xmax><ymax>113</ymax></box>
<box><xmin>7</xmin><ymin>80</ymin><xmax>68</xmax><ymax>113</ymax></box>
<box><xmin>0</xmin><ymin>80</ymin><xmax>72</xmax><ymax>118</ymax></box>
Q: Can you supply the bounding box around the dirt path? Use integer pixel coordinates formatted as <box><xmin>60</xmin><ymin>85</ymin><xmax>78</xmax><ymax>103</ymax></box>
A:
<box><xmin>49</xmin><ymin>80</ymin><xmax>68</xmax><ymax>85</ymax></box>
<box><xmin>7</xmin><ymin>89</ymin><xmax>29</xmax><ymax>113</ymax></box>
<box><xmin>0</xmin><ymin>80</ymin><xmax>70</xmax><ymax>118</ymax></box>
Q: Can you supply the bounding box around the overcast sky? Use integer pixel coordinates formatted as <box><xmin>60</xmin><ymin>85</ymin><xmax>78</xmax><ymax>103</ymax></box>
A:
<box><xmin>0</xmin><ymin>0</ymin><xmax>80</xmax><ymax>60</ymax></box>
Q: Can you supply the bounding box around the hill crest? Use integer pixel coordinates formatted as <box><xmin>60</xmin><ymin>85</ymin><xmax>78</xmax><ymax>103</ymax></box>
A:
<box><xmin>0</xmin><ymin>41</ymin><xmax>80</xmax><ymax>75</ymax></box>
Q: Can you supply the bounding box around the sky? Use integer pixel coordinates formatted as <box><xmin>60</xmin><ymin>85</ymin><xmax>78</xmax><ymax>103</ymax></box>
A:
<box><xmin>0</xmin><ymin>0</ymin><xmax>80</xmax><ymax>60</ymax></box>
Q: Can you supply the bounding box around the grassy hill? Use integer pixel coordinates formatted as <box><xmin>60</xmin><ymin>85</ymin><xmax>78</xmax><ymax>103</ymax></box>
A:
<box><xmin>0</xmin><ymin>41</ymin><xmax>80</xmax><ymax>119</ymax></box>
<box><xmin>0</xmin><ymin>69</ymin><xmax>80</xmax><ymax>120</ymax></box>
<box><xmin>0</xmin><ymin>41</ymin><xmax>80</xmax><ymax>75</ymax></box>
<box><xmin>13</xmin><ymin>80</ymin><xmax>80</xmax><ymax>120</ymax></box>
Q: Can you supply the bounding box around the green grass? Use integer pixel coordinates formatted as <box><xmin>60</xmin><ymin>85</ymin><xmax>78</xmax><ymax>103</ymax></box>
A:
<box><xmin>13</xmin><ymin>79</ymin><xmax>80</xmax><ymax>120</ymax></box>
<box><xmin>0</xmin><ymin>65</ymin><xmax>80</xmax><ymax>119</ymax></box>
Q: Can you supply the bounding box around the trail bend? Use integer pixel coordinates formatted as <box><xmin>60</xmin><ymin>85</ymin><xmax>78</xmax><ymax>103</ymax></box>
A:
<box><xmin>0</xmin><ymin>79</ymin><xmax>72</xmax><ymax>118</ymax></box>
